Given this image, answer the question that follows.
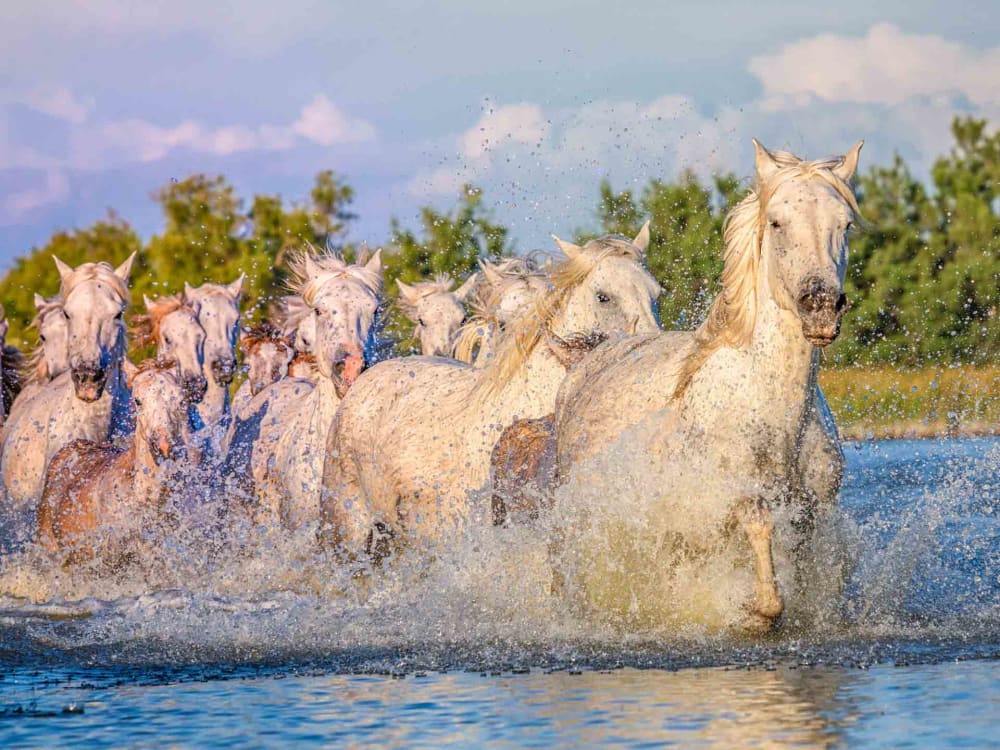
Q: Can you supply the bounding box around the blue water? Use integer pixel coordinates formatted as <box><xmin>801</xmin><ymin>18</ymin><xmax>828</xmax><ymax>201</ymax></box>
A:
<box><xmin>1</xmin><ymin>438</ymin><xmax>998</xmax><ymax>747</ymax></box>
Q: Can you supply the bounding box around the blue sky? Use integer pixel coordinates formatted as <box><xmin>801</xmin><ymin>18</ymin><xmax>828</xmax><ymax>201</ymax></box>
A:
<box><xmin>2</xmin><ymin>1</ymin><xmax>998</xmax><ymax>265</ymax></box>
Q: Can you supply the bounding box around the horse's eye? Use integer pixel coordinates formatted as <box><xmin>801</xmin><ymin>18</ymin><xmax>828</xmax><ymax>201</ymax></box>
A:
<box><xmin>769</xmin><ymin>220</ymin><xmax>782</xmax><ymax>230</ymax></box>
<box><xmin>164</xmin><ymin>337</ymin><xmax>172</xmax><ymax>347</ymax></box>
<box><xmin>134</xmin><ymin>398</ymin><xmax>143</xmax><ymax>408</ymax></box>
<box><xmin>39</xmin><ymin>334</ymin><xmax>46</xmax><ymax>342</ymax></box>
<box><xmin>596</xmin><ymin>292</ymin><xmax>611</xmax><ymax>304</ymax></box>
<box><xmin>115</xmin><ymin>311</ymin><xmax>123</xmax><ymax>320</ymax></box>
<box><xmin>62</xmin><ymin>310</ymin><xmax>70</xmax><ymax>320</ymax></box>
<box><xmin>418</xmin><ymin>318</ymin><xmax>426</xmax><ymax>327</ymax></box>
<box><xmin>845</xmin><ymin>220</ymin><xmax>853</xmax><ymax>231</ymax></box>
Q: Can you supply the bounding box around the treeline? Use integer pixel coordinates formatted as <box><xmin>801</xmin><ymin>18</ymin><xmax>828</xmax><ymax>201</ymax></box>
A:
<box><xmin>1</xmin><ymin>116</ymin><xmax>997</xmax><ymax>367</ymax></box>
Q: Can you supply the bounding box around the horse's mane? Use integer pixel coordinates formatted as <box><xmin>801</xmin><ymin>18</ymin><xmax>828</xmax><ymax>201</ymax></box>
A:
<box><xmin>130</xmin><ymin>294</ymin><xmax>197</xmax><ymax>348</ymax></box>
<box><xmin>672</xmin><ymin>150</ymin><xmax>861</xmax><ymax>400</ymax></box>
<box><xmin>58</xmin><ymin>261</ymin><xmax>130</xmax><ymax>305</ymax></box>
<box><xmin>476</xmin><ymin>236</ymin><xmax>643</xmax><ymax>396</ymax></box>
<box><xmin>240</xmin><ymin>322</ymin><xmax>292</xmax><ymax>356</ymax></box>
<box><xmin>24</xmin><ymin>296</ymin><xmax>63</xmax><ymax>385</ymax></box>
<box><xmin>396</xmin><ymin>274</ymin><xmax>458</xmax><ymax>319</ymax></box>
<box><xmin>1</xmin><ymin>345</ymin><xmax>24</xmax><ymax>417</ymax></box>
<box><xmin>286</xmin><ymin>246</ymin><xmax>383</xmax><ymax>305</ymax></box>
<box><xmin>453</xmin><ymin>257</ymin><xmax>548</xmax><ymax>364</ymax></box>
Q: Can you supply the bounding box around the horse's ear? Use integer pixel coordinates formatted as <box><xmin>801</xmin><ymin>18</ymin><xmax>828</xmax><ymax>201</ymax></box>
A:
<box><xmin>364</xmin><ymin>248</ymin><xmax>383</xmax><ymax>275</ymax></box>
<box><xmin>143</xmin><ymin>294</ymin><xmax>154</xmax><ymax>311</ymax></box>
<box><xmin>454</xmin><ymin>273</ymin><xmax>478</xmax><ymax>302</ymax></box>
<box><xmin>752</xmin><ymin>138</ymin><xmax>780</xmax><ymax>180</ymax></box>
<box><xmin>303</xmin><ymin>254</ymin><xmax>322</xmax><ymax>280</ymax></box>
<box><xmin>834</xmin><ymin>140</ymin><xmax>864</xmax><ymax>182</ymax></box>
<box><xmin>53</xmin><ymin>256</ymin><xmax>73</xmax><ymax>286</ymax></box>
<box><xmin>33</xmin><ymin>292</ymin><xmax>47</xmax><ymax>310</ymax></box>
<box><xmin>183</xmin><ymin>281</ymin><xmax>195</xmax><ymax>299</ymax></box>
<box><xmin>552</xmin><ymin>235</ymin><xmax>581</xmax><ymax>259</ymax></box>
<box><xmin>114</xmin><ymin>252</ymin><xmax>136</xmax><ymax>283</ymax></box>
<box><xmin>122</xmin><ymin>359</ymin><xmax>139</xmax><ymax>389</ymax></box>
<box><xmin>356</xmin><ymin>242</ymin><xmax>371</xmax><ymax>265</ymax></box>
<box><xmin>227</xmin><ymin>273</ymin><xmax>245</xmax><ymax>300</ymax></box>
<box><xmin>396</xmin><ymin>279</ymin><xmax>418</xmax><ymax>304</ymax></box>
<box><xmin>478</xmin><ymin>258</ymin><xmax>502</xmax><ymax>287</ymax></box>
<box><xmin>633</xmin><ymin>221</ymin><xmax>651</xmax><ymax>253</ymax></box>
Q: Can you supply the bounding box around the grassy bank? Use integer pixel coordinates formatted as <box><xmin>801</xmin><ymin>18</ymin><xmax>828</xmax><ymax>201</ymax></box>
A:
<box><xmin>819</xmin><ymin>366</ymin><xmax>1000</xmax><ymax>440</ymax></box>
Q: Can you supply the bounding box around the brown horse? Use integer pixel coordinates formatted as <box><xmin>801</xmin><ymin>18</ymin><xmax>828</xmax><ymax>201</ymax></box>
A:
<box><xmin>37</xmin><ymin>360</ymin><xmax>191</xmax><ymax>565</ymax></box>
<box><xmin>239</xmin><ymin>323</ymin><xmax>294</xmax><ymax>396</ymax></box>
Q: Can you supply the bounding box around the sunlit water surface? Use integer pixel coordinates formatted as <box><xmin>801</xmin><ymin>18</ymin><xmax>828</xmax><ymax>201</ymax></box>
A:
<box><xmin>2</xmin><ymin>437</ymin><xmax>998</xmax><ymax>747</ymax></box>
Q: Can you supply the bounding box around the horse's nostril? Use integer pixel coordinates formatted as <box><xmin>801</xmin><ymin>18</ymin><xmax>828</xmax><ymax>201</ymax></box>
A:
<box><xmin>836</xmin><ymin>293</ymin><xmax>849</xmax><ymax>313</ymax></box>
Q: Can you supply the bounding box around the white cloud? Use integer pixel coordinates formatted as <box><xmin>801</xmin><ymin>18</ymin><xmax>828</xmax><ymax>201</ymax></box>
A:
<box><xmin>21</xmin><ymin>87</ymin><xmax>94</xmax><ymax>124</ymax></box>
<box><xmin>750</xmin><ymin>24</ymin><xmax>1000</xmax><ymax>110</ymax></box>
<box><xmin>0</xmin><ymin>171</ymin><xmax>69</xmax><ymax>224</ymax></box>
<box><xmin>291</xmin><ymin>95</ymin><xmax>376</xmax><ymax>146</ymax></box>
<box><xmin>460</xmin><ymin>102</ymin><xmax>550</xmax><ymax>160</ymax></box>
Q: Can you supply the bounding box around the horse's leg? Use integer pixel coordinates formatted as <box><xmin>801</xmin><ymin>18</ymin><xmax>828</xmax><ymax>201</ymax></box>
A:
<box><xmin>319</xmin><ymin>451</ymin><xmax>373</xmax><ymax>562</ymax></box>
<box><xmin>734</xmin><ymin>496</ymin><xmax>784</xmax><ymax>621</ymax></box>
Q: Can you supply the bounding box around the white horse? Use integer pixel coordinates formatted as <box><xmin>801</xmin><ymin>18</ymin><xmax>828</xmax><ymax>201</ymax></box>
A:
<box><xmin>453</xmin><ymin>257</ymin><xmax>549</xmax><ymax>367</ymax></box>
<box><xmin>0</xmin><ymin>255</ymin><xmax>135</xmax><ymax>550</ymax></box>
<box><xmin>321</xmin><ymin>227</ymin><xmax>661</xmax><ymax>558</ymax></box>
<box><xmin>227</xmin><ymin>249</ymin><xmax>384</xmax><ymax>528</ymax></box>
<box><xmin>131</xmin><ymin>294</ymin><xmax>208</xmax><ymax>404</ymax></box>
<box><xmin>396</xmin><ymin>274</ymin><xmax>477</xmax><ymax>357</ymax></box>
<box><xmin>548</xmin><ymin>140</ymin><xmax>862</xmax><ymax>632</ymax></box>
<box><xmin>24</xmin><ymin>294</ymin><xmax>71</xmax><ymax>387</ymax></box>
<box><xmin>183</xmin><ymin>276</ymin><xmax>242</xmax><ymax>434</ymax></box>
<box><xmin>275</xmin><ymin>293</ymin><xmax>319</xmax><ymax>381</ymax></box>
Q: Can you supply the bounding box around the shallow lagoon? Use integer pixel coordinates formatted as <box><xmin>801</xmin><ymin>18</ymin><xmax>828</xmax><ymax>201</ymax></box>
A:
<box><xmin>2</xmin><ymin>438</ymin><xmax>998</xmax><ymax>747</ymax></box>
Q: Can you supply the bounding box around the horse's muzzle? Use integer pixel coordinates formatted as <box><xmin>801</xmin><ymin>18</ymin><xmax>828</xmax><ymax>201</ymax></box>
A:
<box><xmin>71</xmin><ymin>364</ymin><xmax>108</xmax><ymax>402</ymax></box>
<box><xmin>183</xmin><ymin>374</ymin><xmax>209</xmax><ymax>404</ymax></box>
<box><xmin>150</xmin><ymin>434</ymin><xmax>187</xmax><ymax>465</ymax></box>
<box><xmin>211</xmin><ymin>358</ymin><xmax>236</xmax><ymax>386</ymax></box>
<box><xmin>796</xmin><ymin>277</ymin><xmax>849</xmax><ymax>347</ymax></box>
<box><xmin>331</xmin><ymin>351</ymin><xmax>365</xmax><ymax>399</ymax></box>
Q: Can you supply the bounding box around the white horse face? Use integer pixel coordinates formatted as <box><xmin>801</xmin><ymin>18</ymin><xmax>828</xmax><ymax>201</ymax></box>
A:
<box><xmin>130</xmin><ymin>367</ymin><xmax>188</xmax><ymax>464</ymax></box>
<box><xmin>495</xmin><ymin>277</ymin><xmax>549</xmax><ymax>327</ymax></box>
<box><xmin>411</xmin><ymin>293</ymin><xmax>466</xmax><ymax>357</ymax></box>
<box><xmin>555</xmin><ymin>254</ymin><xmax>661</xmax><ymax>342</ymax></box>
<box><xmin>36</xmin><ymin>300</ymin><xmax>70</xmax><ymax>379</ymax></box>
<box><xmin>294</xmin><ymin>311</ymin><xmax>317</xmax><ymax>353</ymax></box>
<box><xmin>56</xmin><ymin>256</ymin><xmax>133</xmax><ymax>402</ymax></box>
<box><xmin>311</xmin><ymin>278</ymin><xmax>380</xmax><ymax>394</ymax></box>
<box><xmin>185</xmin><ymin>276</ymin><xmax>242</xmax><ymax>387</ymax></box>
<box><xmin>155</xmin><ymin>306</ymin><xmax>208</xmax><ymax>403</ymax></box>
<box><xmin>757</xmin><ymin>141</ymin><xmax>860</xmax><ymax>346</ymax></box>
<box><xmin>245</xmin><ymin>340</ymin><xmax>293</xmax><ymax>395</ymax></box>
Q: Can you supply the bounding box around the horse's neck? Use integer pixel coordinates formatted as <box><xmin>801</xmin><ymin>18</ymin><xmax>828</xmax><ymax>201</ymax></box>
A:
<box><xmin>198</xmin><ymin>381</ymin><xmax>230</xmax><ymax>426</ymax></box>
<box><xmin>482</xmin><ymin>342</ymin><xmax>566</xmax><ymax>424</ymax></box>
<box><xmin>304</xmin><ymin>375</ymin><xmax>341</xmax><ymax>428</ymax></box>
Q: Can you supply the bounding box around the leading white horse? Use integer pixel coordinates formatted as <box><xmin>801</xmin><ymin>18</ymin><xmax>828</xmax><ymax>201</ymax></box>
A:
<box><xmin>321</xmin><ymin>228</ymin><xmax>661</xmax><ymax>559</ymax></box>
<box><xmin>228</xmin><ymin>249</ymin><xmax>384</xmax><ymax>529</ymax></box>
<box><xmin>548</xmin><ymin>140</ymin><xmax>862</xmax><ymax>632</ymax></box>
<box><xmin>0</xmin><ymin>256</ymin><xmax>135</xmax><ymax>550</ymax></box>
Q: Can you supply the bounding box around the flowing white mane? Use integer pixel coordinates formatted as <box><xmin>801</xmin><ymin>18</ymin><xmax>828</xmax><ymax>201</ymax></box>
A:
<box><xmin>477</xmin><ymin>236</ymin><xmax>646</xmax><ymax>396</ymax></box>
<box><xmin>672</xmin><ymin>149</ymin><xmax>861</xmax><ymax>399</ymax></box>
<box><xmin>58</xmin><ymin>261</ymin><xmax>130</xmax><ymax>305</ymax></box>
<box><xmin>286</xmin><ymin>247</ymin><xmax>383</xmax><ymax>304</ymax></box>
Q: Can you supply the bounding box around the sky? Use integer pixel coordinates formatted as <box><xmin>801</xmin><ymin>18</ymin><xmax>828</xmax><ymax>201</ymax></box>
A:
<box><xmin>2</xmin><ymin>0</ymin><xmax>998</xmax><ymax>265</ymax></box>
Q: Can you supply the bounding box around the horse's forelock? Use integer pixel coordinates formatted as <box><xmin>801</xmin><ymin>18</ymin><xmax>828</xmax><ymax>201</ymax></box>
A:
<box><xmin>59</xmin><ymin>262</ymin><xmax>130</xmax><ymax>306</ymax></box>
<box><xmin>130</xmin><ymin>294</ymin><xmax>194</xmax><ymax>347</ymax></box>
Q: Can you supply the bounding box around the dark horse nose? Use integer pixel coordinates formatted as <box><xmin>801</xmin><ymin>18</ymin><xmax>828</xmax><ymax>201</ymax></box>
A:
<box><xmin>71</xmin><ymin>363</ymin><xmax>108</xmax><ymax>401</ymax></box>
<box><xmin>183</xmin><ymin>374</ymin><xmax>209</xmax><ymax>403</ymax></box>
<box><xmin>211</xmin><ymin>358</ymin><xmax>236</xmax><ymax>386</ymax></box>
<box><xmin>796</xmin><ymin>277</ymin><xmax>848</xmax><ymax>316</ymax></box>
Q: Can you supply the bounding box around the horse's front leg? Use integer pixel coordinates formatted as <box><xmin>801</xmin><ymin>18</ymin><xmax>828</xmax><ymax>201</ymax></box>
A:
<box><xmin>733</xmin><ymin>496</ymin><xmax>784</xmax><ymax>624</ymax></box>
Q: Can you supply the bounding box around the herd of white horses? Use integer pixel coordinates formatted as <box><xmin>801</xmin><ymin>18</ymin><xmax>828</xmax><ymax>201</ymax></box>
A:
<box><xmin>0</xmin><ymin>139</ymin><xmax>864</xmax><ymax>632</ymax></box>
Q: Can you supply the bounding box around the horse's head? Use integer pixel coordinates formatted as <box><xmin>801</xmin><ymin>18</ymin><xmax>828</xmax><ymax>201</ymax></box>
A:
<box><xmin>184</xmin><ymin>275</ymin><xmax>242</xmax><ymax>387</ymax></box>
<box><xmin>397</xmin><ymin>274</ymin><xmax>475</xmax><ymax>357</ymax></box>
<box><xmin>240</xmin><ymin>324</ymin><xmax>294</xmax><ymax>396</ymax></box>
<box><xmin>55</xmin><ymin>254</ymin><xmax>133</xmax><ymax>402</ymax></box>
<box><xmin>295</xmin><ymin>248</ymin><xmax>383</xmax><ymax>397</ymax></box>
<box><xmin>479</xmin><ymin>257</ymin><xmax>550</xmax><ymax>329</ymax></box>
<box><xmin>127</xmin><ymin>362</ymin><xmax>188</xmax><ymax>465</ymax></box>
<box><xmin>549</xmin><ymin>224</ymin><xmax>661</xmax><ymax>343</ymax></box>
<box><xmin>754</xmin><ymin>139</ymin><xmax>862</xmax><ymax>347</ymax></box>
<box><xmin>137</xmin><ymin>294</ymin><xmax>208</xmax><ymax>404</ymax></box>
<box><xmin>32</xmin><ymin>293</ymin><xmax>70</xmax><ymax>381</ymax></box>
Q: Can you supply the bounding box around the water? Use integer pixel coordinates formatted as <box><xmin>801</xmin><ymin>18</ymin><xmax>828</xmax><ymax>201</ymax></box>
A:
<box><xmin>1</xmin><ymin>437</ymin><xmax>999</xmax><ymax>747</ymax></box>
